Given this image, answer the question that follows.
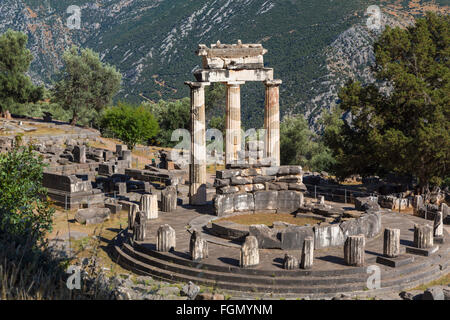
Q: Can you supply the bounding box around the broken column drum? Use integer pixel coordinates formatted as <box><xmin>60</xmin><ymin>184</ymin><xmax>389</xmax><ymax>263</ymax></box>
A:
<box><xmin>128</xmin><ymin>203</ymin><xmax>139</xmax><ymax>229</ymax></box>
<box><xmin>140</xmin><ymin>194</ymin><xmax>158</xmax><ymax>220</ymax></box>
<box><xmin>434</xmin><ymin>212</ymin><xmax>443</xmax><ymax>237</ymax></box>
<box><xmin>283</xmin><ymin>254</ymin><xmax>299</xmax><ymax>270</ymax></box>
<box><xmin>161</xmin><ymin>186</ymin><xmax>177</xmax><ymax>212</ymax></box>
<box><xmin>133</xmin><ymin>212</ymin><xmax>146</xmax><ymax>242</ymax></box>
<box><xmin>156</xmin><ymin>224</ymin><xmax>176</xmax><ymax>252</ymax></box>
<box><xmin>383</xmin><ymin>228</ymin><xmax>400</xmax><ymax>258</ymax></box>
<box><xmin>189</xmin><ymin>229</ymin><xmax>208</xmax><ymax>261</ymax></box>
<box><xmin>414</xmin><ymin>224</ymin><xmax>434</xmax><ymax>248</ymax></box>
<box><xmin>300</xmin><ymin>236</ymin><xmax>314</xmax><ymax>269</ymax></box>
<box><xmin>240</xmin><ymin>236</ymin><xmax>259</xmax><ymax>268</ymax></box>
<box><xmin>344</xmin><ymin>234</ymin><xmax>365</xmax><ymax>267</ymax></box>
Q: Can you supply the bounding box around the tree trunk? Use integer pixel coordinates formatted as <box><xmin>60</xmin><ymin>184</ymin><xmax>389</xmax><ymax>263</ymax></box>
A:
<box><xmin>70</xmin><ymin>112</ymin><xmax>78</xmax><ymax>125</ymax></box>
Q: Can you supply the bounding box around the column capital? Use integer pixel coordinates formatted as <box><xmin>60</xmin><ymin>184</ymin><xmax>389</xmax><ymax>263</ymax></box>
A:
<box><xmin>184</xmin><ymin>81</ymin><xmax>211</xmax><ymax>89</ymax></box>
<box><xmin>264</xmin><ymin>79</ymin><xmax>282</xmax><ymax>87</ymax></box>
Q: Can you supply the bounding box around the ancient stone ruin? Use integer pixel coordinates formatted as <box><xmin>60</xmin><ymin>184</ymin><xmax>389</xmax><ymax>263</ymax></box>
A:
<box><xmin>186</xmin><ymin>41</ymin><xmax>282</xmax><ymax>205</ymax></box>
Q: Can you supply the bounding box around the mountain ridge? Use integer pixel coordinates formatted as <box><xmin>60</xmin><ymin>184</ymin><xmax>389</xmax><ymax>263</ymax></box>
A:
<box><xmin>0</xmin><ymin>0</ymin><xmax>448</xmax><ymax>128</ymax></box>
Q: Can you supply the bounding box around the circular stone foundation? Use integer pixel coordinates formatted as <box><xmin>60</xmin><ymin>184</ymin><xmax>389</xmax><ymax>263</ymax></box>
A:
<box><xmin>216</xmin><ymin>212</ymin><xmax>323</xmax><ymax>227</ymax></box>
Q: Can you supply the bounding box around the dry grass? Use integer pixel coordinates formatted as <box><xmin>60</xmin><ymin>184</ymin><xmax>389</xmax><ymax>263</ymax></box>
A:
<box><xmin>206</xmin><ymin>164</ymin><xmax>225</xmax><ymax>174</ymax></box>
<box><xmin>48</xmin><ymin>208</ymin><xmax>132</xmax><ymax>278</ymax></box>
<box><xmin>216</xmin><ymin>213</ymin><xmax>321</xmax><ymax>227</ymax></box>
<box><xmin>0</xmin><ymin>126</ymin><xmax>73</xmax><ymax>137</ymax></box>
<box><xmin>411</xmin><ymin>273</ymin><xmax>450</xmax><ymax>291</ymax></box>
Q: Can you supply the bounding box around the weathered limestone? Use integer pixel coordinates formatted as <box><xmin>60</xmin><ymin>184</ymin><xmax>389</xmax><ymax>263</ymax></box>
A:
<box><xmin>383</xmin><ymin>228</ymin><xmax>400</xmax><ymax>258</ymax></box>
<box><xmin>434</xmin><ymin>211</ymin><xmax>443</xmax><ymax>237</ymax></box>
<box><xmin>414</xmin><ymin>224</ymin><xmax>434</xmax><ymax>249</ymax></box>
<box><xmin>189</xmin><ymin>230</ymin><xmax>208</xmax><ymax>261</ymax></box>
<box><xmin>264</xmin><ymin>79</ymin><xmax>281</xmax><ymax>166</ymax></box>
<box><xmin>140</xmin><ymin>194</ymin><xmax>158</xmax><ymax>220</ymax></box>
<box><xmin>161</xmin><ymin>187</ymin><xmax>177</xmax><ymax>212</ymax></box>
<box><xmin>319</xmin><ymin>196</ymin><xmax>325</xmax><ymax>205</ymax></box>
<box><xmin>240</xmin><ymin>236</ymin><xmax>259</xmax><ymax>268</ymax></box>
<box><xmin>300</xmin><ymin>237</ymin><xmax>314</xmax><ymax>269</ymax></box>
<box><xmin>344</xmin><ymin>235</ymin><xmax>365</xmax><ymax>266</ymax></box>
<box><xmin>128</xmin><ymin>203</ymin><xmax>139</xmax><ymax>229</ymax></box>
<box><xmin>73</xmin><ymin>145</ymin><xmax>86</xmax><ymax>164</ymax></box>
<box><xmin>283</xmin><ymin>254</ymin><xmax>299</xmax><ymax>270</ymax></box>
<box><xmin>156</xmin><ymin>224</ymin><xmax>176</xmax><ymax>252</ymax></box>
<box><xmin>249</xmin><ymin>224</ymin><xmax>281</xmax><ymax>249</ymax></box>
<box><xmin>133</xmin><ymin>212</ymin><xmax>146</xmax><ymax>242</ymax></box>
<box><xmin>185</xmin><ymin>81</ymin><xmax>209</xmax><ymax>205</ymax></box>
<box><xmin>225</xmin><ymin>81</ymin><xmax>244</xmax><ymax>164</ymax></box>
<box><xmin>413</xmin><ymin>195</ymin><xmax>423</xmax><ymax>215</ymax></box>
<box><xmin>314</xmin><ymin>224</ymin><xmax>345</xmax><ymax>249</ymax></box>
<box><xmin>75</xmin><ymin>207</ymin><xmax>110</xmax><ymax>225</ymax></box>
<box><xmin>281</xmin><ymin>225</ymin><xmax>314</xmax><ymax>250</ymax></box>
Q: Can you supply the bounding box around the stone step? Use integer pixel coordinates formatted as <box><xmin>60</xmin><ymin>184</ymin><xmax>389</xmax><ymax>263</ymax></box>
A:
<box><xmin>114</xmin><ymin>234</ymin><xmax>448</xmax><ymax>294</ymax></box>
<box><xmin>113</xmin><ymin>242</ymin><xmax>446</xmax><ymax>295</ymax></box>
<box><xmin>132</xmin><ymin>239</ymin><xmax>442</xmax><ymax>281</ymax></box>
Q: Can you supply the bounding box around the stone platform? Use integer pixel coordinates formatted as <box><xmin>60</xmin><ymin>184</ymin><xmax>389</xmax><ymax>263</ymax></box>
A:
<box><xmin>111</xmin><ymin>203</ymin><xmax>449</xmax><ymax>298</ymax></box>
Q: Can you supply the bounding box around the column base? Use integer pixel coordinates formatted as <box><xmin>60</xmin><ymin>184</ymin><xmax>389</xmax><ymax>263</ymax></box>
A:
<box><xmin>405</xmin><ymin>245</ymin><xmax>439</xmax><ymax>256</ymax></box>
<box><xmin>376</xmin><ymin>254</ymin><xmax>414</xmax><ymax>268</ymax></box>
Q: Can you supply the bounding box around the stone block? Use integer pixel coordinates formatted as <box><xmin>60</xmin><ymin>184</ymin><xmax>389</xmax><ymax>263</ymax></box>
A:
<box><xmin>254</xmin><ymin>191</ymin><xmax>278</xmax><ymax>211</ymax></box>
<box><xmin>261</xmin><ymin>166</ymin><xmax>279</xmax><ymax>176</ymax></box>
<box><xmin>355</xmin><ymin>196</ymin><xmax>380</xmax><ymax>211</ymax></box>
<box><xmin>277</xmin><ymin>190</ymin><xmax>301</xmax><ymax>213</ymax></box>
<box><xmin>239</xmin><ymin>184</ymin><xmax>254</xmax><ymax>192</ymax></box>
<box><xmin>75</xmin><ymin>207</ymin><xmax>110</xmax><ymax>225</ymax></box>
<box><xmin>277</xmin><ymin>175</ymin><xmax>303</xmax><ymax>183</ymax></box>
<box><xmin>230</xmin><ymin>176</ymin><xmax>252</xmax><ymax>185</ymax></box>
<box><xmin>234</xmin><ymin>193</ymin><xmax>255</xmax><ymax>212</ymax></box>
<box><xmin>249</xmin><ymin>224</ymin><xmax>281</xmax><ymax>249</ymax></box>
<box><xmin>217</xmin><ymin>186</ymin><xmax>240</xmax><ymax>194</ymax></box>
<box><xmin>252</xmin><ymin>175</ymin><xmax>276</xmax><ymax>184</ymax></box>
<box><xmin>314</xmin><ymin>224</ymin><xmax>345</xmax><ymax>249</ymax></box>
<box><xmin>214</xmin><ymin>178</ymin><xmax>230</xmax><ymax>187</ymax></box>
<box><xmin>105</xmin><ymin>202</ymin><xmax>122</xmax><ymax>214</ymax></box>
<box><xmin>288</xmin><ymin>183</ymin><xmax>307</xmax><ymax>191</ymax></box>
<box><xmin>281</xmin><ymin>225</ymin><xmax>314</xmax><ymax>250</ymax></box>
<box><xmin>241</xmin><ymin>168</ymin><xmax>262</xmax><ymax>176</ymax></box>
<box><xmin>376</xmin><ymin>255</ymin><xmax>414</xmax><ymax>268</ymax></box>
<box><xmin>216</xmin><ymin>169</ymin><xmax>241</xmax><ymax>179</ymax></box>
<box><xmin>214</xmin><ymin>194</ymin><xmax>234</xmax><ymax>216</ymax></box>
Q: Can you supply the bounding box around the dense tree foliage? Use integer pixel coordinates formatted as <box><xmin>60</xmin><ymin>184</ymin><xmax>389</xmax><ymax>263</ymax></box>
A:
<box><xmin>101</xmin><ymin>102</ymin><xmax>159</xmax><ymax>150</ymax></box>
<box><xmin>147</xmin><ymin>98</ymin><xmax>191</xmax><ymax>147</ymax></box>
<box><xmin>0</xmin><ymin>30</ymin><xmax>44</xmax><ymax>115</ymax></box>
<box><xmin>0</xmin><ymin>144</ymin><xmax>54</xmax><ymax>243</ymax></box>
<box><xmin>52</xmin><ymin>46</ymin><xmax>122</xmax><ymax>125</ymax></box>
<box><xmin>324</xmin><ymin>13</ymin><xmax>449</xmax><ymax>188</ymax></box>
<box><xmin>280</xmin><ymin>115</ymin><xmax>335</xmax><ymax>172</ymax></box>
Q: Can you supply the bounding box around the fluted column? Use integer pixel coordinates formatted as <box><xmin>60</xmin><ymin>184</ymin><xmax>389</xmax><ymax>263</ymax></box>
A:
<box><xmin>185</xmin><ymin>81</ymin><xmax>210</xmax><ymax>205</ymax></box>
<box><xmin>264</xmin><ymin>80</ymin><xmax>281</xmax><ymax>166</ymax></box>
<box><xmin>226</xmin><ymin>81</ymin><xmax>244</xmax><ymax>164</ymax></box>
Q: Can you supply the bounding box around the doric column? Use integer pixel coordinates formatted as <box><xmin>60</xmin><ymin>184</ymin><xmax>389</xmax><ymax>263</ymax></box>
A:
<box><xmin>225</xmin><ymin>81</ymin><xmax>244</xmax><ymax>164</ymax></box>
<box><xmin>264</xmin><ymin>79</ymin><xmax>282</xmax><ymax>166</ymax></box>
<box><xmin>185</xmin><ymin>81</ymin><xmax>210</xmax><ymax>205</ymax></box>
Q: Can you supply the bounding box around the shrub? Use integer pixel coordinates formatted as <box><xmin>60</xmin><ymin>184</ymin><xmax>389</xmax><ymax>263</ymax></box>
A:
<box><xmin>100</xmin><ymin>102</ymin><xmax>159</xmax><ymax>150</ymax></box>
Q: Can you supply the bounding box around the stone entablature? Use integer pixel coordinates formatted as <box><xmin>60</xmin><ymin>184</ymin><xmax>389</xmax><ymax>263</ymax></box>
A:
<box><xmin>214</xmin><ymin>165</ymin><xmax>306</xmax><ymax>216</ymax></box>
<box><xmin>197</xmin><ymin>42</ymin><xmax>267</xmax><ymax>70</ymax></box>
